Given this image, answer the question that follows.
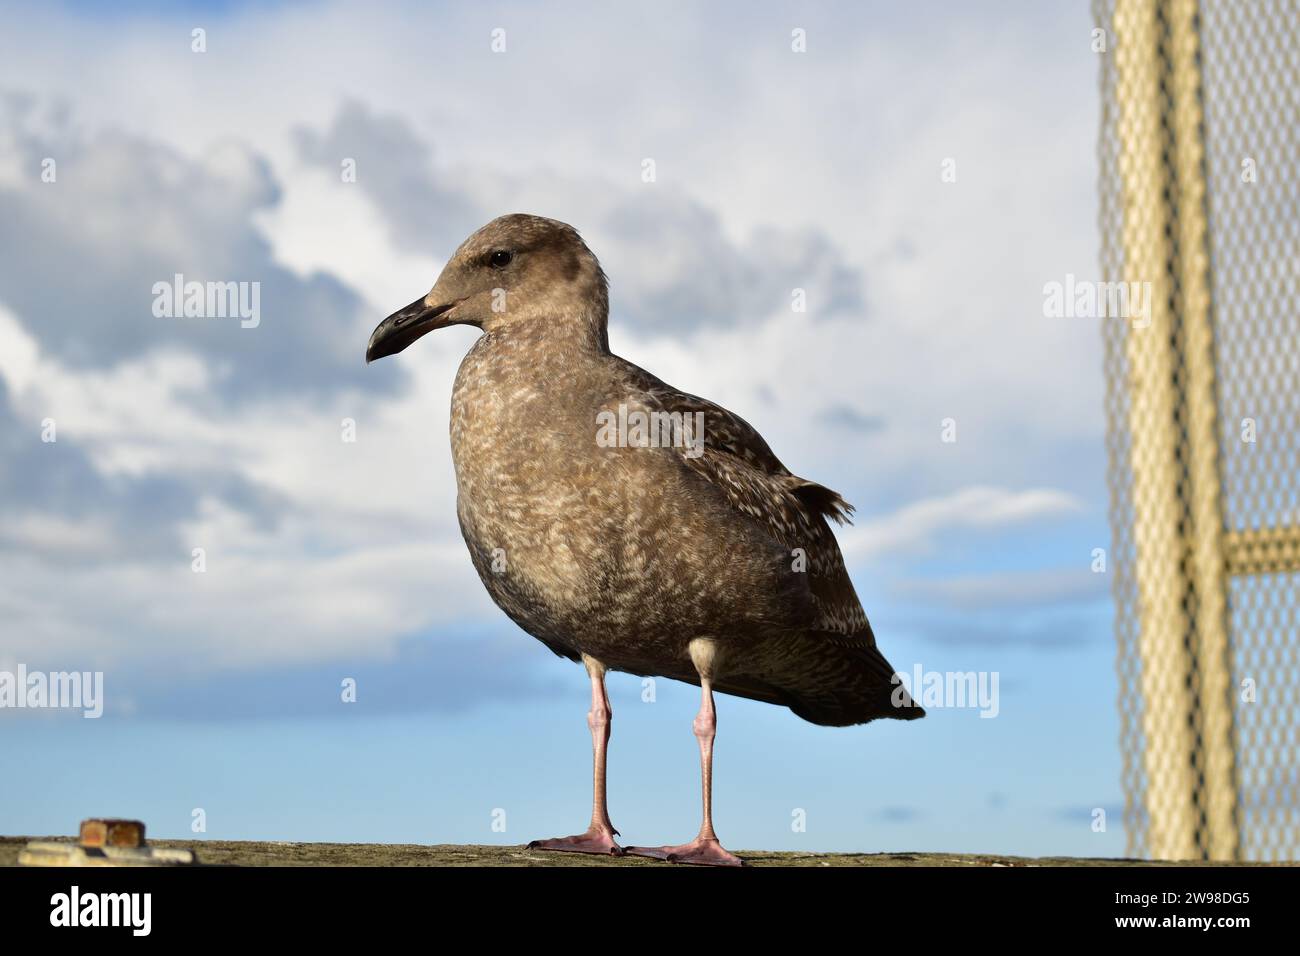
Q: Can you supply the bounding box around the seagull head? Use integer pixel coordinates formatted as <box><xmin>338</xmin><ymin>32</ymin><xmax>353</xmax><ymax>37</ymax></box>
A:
<box><xmin>366</xmin><ymin>213</ymin><xmax>609</xmax><ymax>362</ymax></box>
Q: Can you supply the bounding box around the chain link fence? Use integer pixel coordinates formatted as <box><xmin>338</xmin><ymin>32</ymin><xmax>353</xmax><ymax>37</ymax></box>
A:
<box><xmin>1095</xmin><ymin>0</ymin><xmax>1298</xmax><ymax>861</ymax></box>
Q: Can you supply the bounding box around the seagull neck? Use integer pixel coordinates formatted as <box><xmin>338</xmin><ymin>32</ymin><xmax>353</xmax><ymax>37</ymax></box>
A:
<box><xmin>490</xmin><ymin>309</ymin><xmax>610</xmax><ymax>355</ymax></box>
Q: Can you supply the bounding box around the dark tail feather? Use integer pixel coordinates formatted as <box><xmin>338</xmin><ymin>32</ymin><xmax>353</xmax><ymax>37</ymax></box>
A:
<box><xmin>718</xmin><ymin>634</ymin><xmax>925</xmax><ymax>728</ymax></box>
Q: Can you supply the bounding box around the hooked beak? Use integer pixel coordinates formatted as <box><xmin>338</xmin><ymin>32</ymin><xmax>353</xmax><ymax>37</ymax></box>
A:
<box><xmin>366</xmin><ymin>297</ymin><xmax>458</xmax><ymax>363</ymax></box>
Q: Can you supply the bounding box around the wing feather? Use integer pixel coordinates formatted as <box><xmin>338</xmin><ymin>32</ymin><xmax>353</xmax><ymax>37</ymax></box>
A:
<box><xmin>621</xmin><ymin>365</ymin><xmax>872</xmax><ymax>638</ymax></box>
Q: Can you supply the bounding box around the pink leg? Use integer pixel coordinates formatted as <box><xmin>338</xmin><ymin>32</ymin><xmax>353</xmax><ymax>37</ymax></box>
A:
<box><xmin>527</xmin><ymin>656</ymin><xmax>623</xmax><ymax>856</ymax></box>
<box><xmin>626</xmin><ymin>676</ymin><xmax>744</xmax><ymax>866</ymax></box>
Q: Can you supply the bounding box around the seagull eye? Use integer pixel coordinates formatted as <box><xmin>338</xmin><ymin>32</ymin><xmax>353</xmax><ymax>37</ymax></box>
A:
<box><xmin>489</xmin><ymin>250</ymin><xmax>513</xmax><ymax>268</ymax></box>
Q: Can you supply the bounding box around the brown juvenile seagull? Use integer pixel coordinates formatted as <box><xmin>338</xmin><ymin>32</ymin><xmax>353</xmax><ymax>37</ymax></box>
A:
<box><xmin>367</xmin><ymin>213</ymin><xmax>923</xmax><ymax>866</ymax></box>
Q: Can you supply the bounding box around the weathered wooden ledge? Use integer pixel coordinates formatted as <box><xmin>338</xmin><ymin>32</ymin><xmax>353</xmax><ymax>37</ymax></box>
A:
<box><xmin>3</xmin><ymin>837</ymin><xmax>1269</xmax><ymax>867</ymax></box>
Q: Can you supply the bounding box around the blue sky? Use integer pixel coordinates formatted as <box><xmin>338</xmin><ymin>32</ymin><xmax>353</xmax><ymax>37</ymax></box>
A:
<box><xmin>0</xmin><ymin>0</ymin><xmax>1127</xmax><ymax>856</ymax></box>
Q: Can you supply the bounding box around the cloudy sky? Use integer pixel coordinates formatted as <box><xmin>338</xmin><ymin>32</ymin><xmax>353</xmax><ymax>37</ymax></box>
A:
<box><xmin>0</xmin><ymin>0</ymin><xmax>1126</xmax><ymax>856</ymax></box>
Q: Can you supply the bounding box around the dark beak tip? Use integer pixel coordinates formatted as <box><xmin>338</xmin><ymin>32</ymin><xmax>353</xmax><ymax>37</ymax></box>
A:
<box><xmin>366</xmin><ymin>297</ymin><xmax>455</xmax><ymax>365</ymax></box>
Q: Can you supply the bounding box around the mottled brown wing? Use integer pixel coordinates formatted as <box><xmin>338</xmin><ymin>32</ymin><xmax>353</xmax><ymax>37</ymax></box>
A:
<box><xmin>625</xmin><ymin>366</ymin><xmax>871</xmax><ymax>638</ymax></box>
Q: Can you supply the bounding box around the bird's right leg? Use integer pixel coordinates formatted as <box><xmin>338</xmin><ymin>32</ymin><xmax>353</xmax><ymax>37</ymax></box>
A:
<box><xmin>527</xmin><ymin>654</ymin><xmax>624</xmax><ymax>856</ymax></box>
<box><xmin>624</xmin><ymin>638</ymin><xmax>743</xmax><ymax>866</ymax></box>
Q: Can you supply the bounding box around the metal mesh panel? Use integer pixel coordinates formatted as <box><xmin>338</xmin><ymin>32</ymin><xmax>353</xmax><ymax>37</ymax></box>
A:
<box><xmin>1097</xmin><ymin>0</ymin><xmax>1300</xmax><ymax>861</ymax></box>
<box><xmin>1202</xmin><ymin>0</ymin><xmax>1300</xmax><ymax>537</ymax></box>
<box><xmin>1202</xmin><ymin>0</ymin><xmax>1300</xmax><ymax>864</ymax></box>
<box><xmin>1096</xmin><ymin>0</ymin><xmax>1149</xmax><ymax>858</ymax></box>
<box><xmin>1230</xmin><ymin>573</ymin><xmax>1300</xmax><ymax>860</ymax></box>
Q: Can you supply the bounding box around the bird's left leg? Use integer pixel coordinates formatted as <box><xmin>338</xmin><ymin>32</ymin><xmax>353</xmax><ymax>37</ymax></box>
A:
<box><xmin>625</xmin><ymin>638</ymin><xmax>744</xmax><ymax>866</ymax></box>
<box><xmin>527</xmin><ymin>654</ymin><xmax>624</xmax><ymax>856</ymax></box>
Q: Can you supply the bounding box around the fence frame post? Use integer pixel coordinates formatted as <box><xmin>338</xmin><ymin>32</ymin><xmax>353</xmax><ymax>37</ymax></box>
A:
<box><xmin>1110</xmin><ymin>0</ymin><xmax>1238</xmax><ymax>861</ymax></box>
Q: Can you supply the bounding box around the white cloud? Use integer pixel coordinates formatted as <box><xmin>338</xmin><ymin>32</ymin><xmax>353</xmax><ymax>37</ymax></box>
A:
<box><xmin>0</xmin><ymin>1</ymin><xmax>1107</xmax><ymax>685</ymax></box>
<box><xmin>0</xmin><ymin>303</ymin><xmax>38</xmax><ymax>391</ymax></box>
<box><xmin>0</xmin><ymin>513</ymin><xmax>118</xmax><ymax>559</ymax></box>
<box><xmin>839</xmin><ymin>486</ymin><xmax>1083</xmax><ymax>562</ymax></box>
<box><xmin>893</xmin><ymin>567</ymin><xmax>1108</xmax><ymax>611</ymax></box>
